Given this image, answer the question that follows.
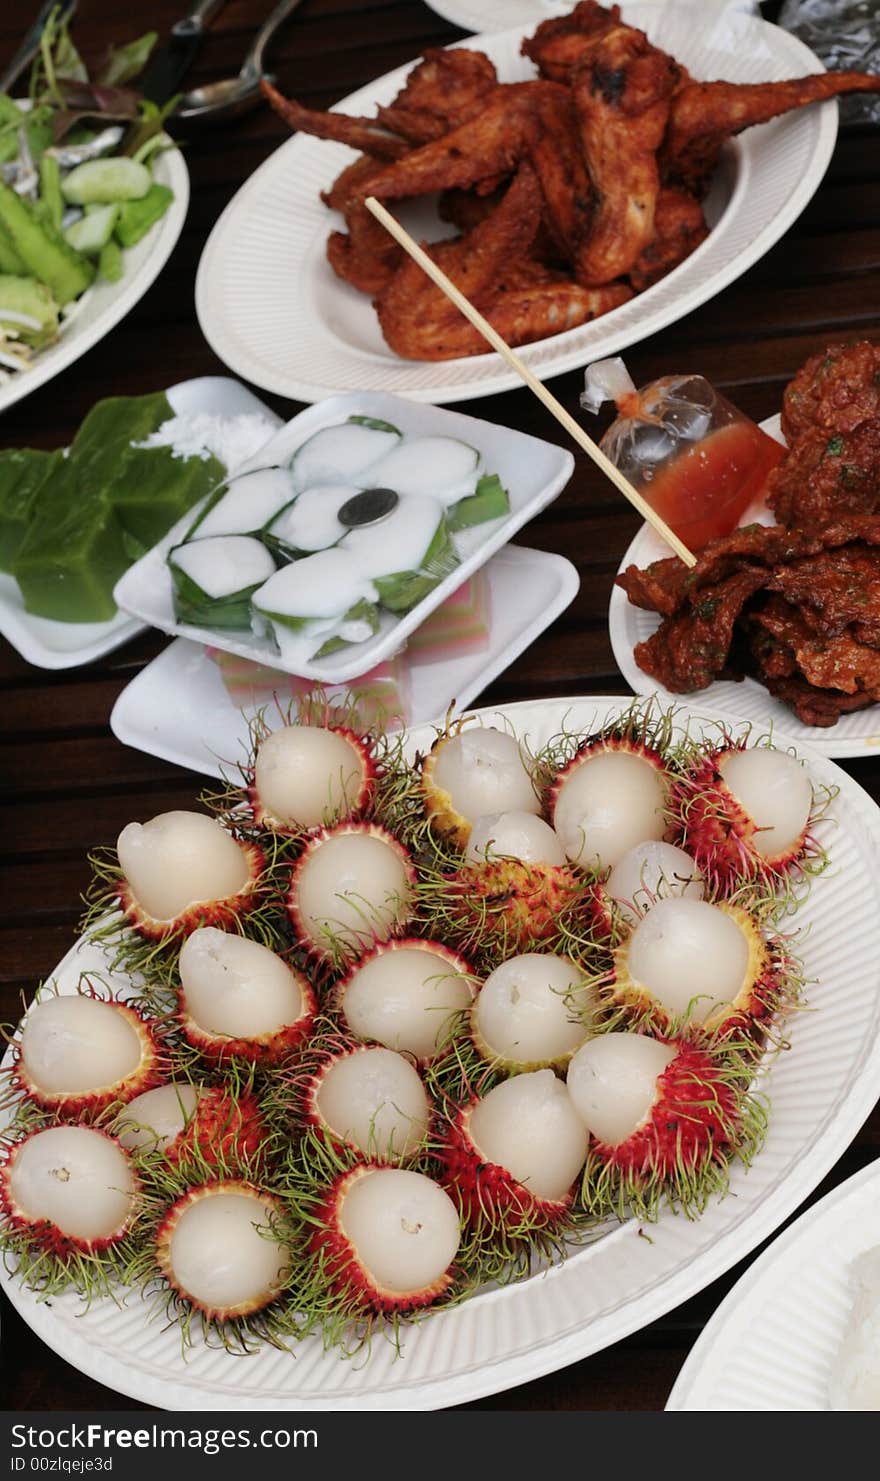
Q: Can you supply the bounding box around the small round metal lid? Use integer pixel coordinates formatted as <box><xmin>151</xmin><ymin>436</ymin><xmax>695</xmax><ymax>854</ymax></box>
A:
<box><xmin>337</xmin><ymin>487</ymin><xmax>399</xmax><ymax>528</ymax></box>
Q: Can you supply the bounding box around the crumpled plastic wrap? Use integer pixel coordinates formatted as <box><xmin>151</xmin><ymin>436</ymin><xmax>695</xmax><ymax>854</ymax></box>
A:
<box><xmin>778</xmin><ymin>0</ymin><xmax>880</xmax><ymax>124</ymax></box>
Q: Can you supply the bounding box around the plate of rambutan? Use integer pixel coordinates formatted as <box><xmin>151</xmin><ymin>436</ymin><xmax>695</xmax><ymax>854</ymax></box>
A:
<box><xmin>2</xmin><ymin>694</ymin><xmax>880</xmax><ymax>1410</ymax></box>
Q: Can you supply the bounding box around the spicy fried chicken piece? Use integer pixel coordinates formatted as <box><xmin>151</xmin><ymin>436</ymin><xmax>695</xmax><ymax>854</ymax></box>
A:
<box><xmin>570</xmin><ymin>26</ymin><xmax>683</xmax><ymax>284</ymax></box>
<box><xmin>322</xmin><ymin>153</ymin><xmax>388</xmax><ymax>211</ymax></box>
<box><xmin>759</xmin><ymin>672</ymin><xmax>875</xmax><ymax>727</ymax></box>
<box><xmin>522</xmin><ymin>1</ymin><xmax>623</xmax><ymax>84</ymax></box>
<box><xmin>661</xmin><ymin>72</ymin><xmax>880</xmax><ymax>196</ymax></box>
<box><xmin>768</xmin><ymin>546</ymin><xmax>880</xmax><ymax>638</ymax></box>
<box><xmin>376</xmin><ymin>48</ymin><xmax>498</xmax><ymax>143</ymax></box>
<box><xmin>374</xmin><ymin>164</ymin><xmax>630</xmax><ymax>361</ymax></box>
<box><xmin>768</xmin><ymin>420</ymin><xmax>880</xmax><ymax>527</ymax></box>
<box><xmin>524</xmin><ymin>86</ymin><xmax>595</xmax><ymax>267</ymax></box>
<box><xmin>749</xmin><ymin>597</ymin><xmax>880</xmax><ymax>698</ymax></box>
<box><xmin>780</xmin><ymin>340</ymin><xmax>880</xmax><ymax>441</ymax></box>
<box><xmin>327</xmin><ymin>200</ymin><xmax>404</xmax><ymax>294</ymax></box>
<box><xmin>260</xmin><ymin>79</ymin><xmax>409</xmax><ymax>159</ymax></box>
<box><xmin>628</xmin><ymin>187</ymin><xmax>708</xmax><ymax>291</ymax></box>
<box><xmin>631</xmin><ymin>568</ymin><xmax>768</xmax><ymax>691</ymax></box>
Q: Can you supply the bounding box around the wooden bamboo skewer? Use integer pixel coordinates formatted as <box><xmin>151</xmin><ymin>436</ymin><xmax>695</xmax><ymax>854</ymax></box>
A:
<box><xmin>364</xmin><ymin>195</ymin><xmax>697</xmax><ymax>569</ymax></box>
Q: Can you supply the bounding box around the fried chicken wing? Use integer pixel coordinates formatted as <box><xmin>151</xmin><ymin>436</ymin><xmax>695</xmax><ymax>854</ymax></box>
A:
<box><xmin>662</xmin><ymin>72</ymin><xmax>880</xmax><ymax>195</ymax></box>
<box><xmin>628</xmin><ymin>186</ymin><xmax>708</xmax><ymax>291</ymax></box>
<box><xmin>376</xmin><ymin>48</ymin><xmax>498</xmax><ymax>143</ymax></box>
<box><xmin>260</xmin><ymin>79</ymin><xmax>409</xmax><ymax>159</ymax></box>
<box><xmin>570</xmin><ymin>26</ymin><xmax>683</xmax><ymax>284</ymax></box>
<box><xmin>521</xmin><ymin>1</ymin><xmax>624</xmax><ymax>83</ymax></box>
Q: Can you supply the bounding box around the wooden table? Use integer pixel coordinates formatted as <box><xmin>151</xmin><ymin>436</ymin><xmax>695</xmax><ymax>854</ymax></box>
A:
<box><xmin>2</xmin><ymin>0</ymin><xmax>879</xmax><ymax>1415</ymax></box>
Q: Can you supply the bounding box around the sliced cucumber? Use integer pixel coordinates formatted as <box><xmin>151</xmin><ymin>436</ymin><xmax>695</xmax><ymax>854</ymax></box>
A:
<box><xmin>0</xmin><ymin>274</ymin><xmax>59</xmax><ymax>346</ymax></box>
<box><xmin>61</xmin><ymin>158</ymin><xmax>152</xmax><ymax>206</ymax></box>
<box><xmin>65</xmin><ymin>203</ymin><xmax>119</xmax><ymax>255</ymax></box>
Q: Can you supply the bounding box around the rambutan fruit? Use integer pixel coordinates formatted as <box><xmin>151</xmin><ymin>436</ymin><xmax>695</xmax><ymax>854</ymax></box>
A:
<box><xmin>287</xmin><ymin>822</ymin><xmax>415</xmax><ymax>964</ymax></box>
<box><xmin>471</xmin><ymin>952</ymin><xmax>597</xmax><ymax>1073</ymax></box>
<box><xmin>436</xmin><ymin>1070</ymin><xmax>588</xmax><ymax>1245</ymax></box>
<box><xmin>566</xmin><ymin>1031</ymin><xmax>758</xmax><ymax>1218</ymax></box>
<box><xmin>298</xmin><ymin>1043</ymin><xmax>431</xmax><ymax>1165</ymax></box>
<box><xmin>465</xmin><ymin>811</ymin><xmax>565</xmax><ymax>868</ymax></box>
<box><xmin>114</xmin><ymin>810</ymin><xmax>266</xmax><ymax>942</ymax></box>
<box><xmin>176</xmin><ymin>926</ymin><xmax>316</xmax><ymax>1066</ymax></box>
<box><xmin>549</xmin><ymin>735</ymin><xmax>670</xmax><ymax>871</ymax></box>
<box><xmin>10</xmin><ymin>992</ymin><xmax>163</xmax><ymax>1120</ymax></box>
<box><xmin>0</xmin><ymin>1125</ymin><xmax>139</xmax><ymax>1259</ymax></box>
<box><xmin>603</xmin><ymin>840</ymin><xmax>705</xmax><ymax>927</ymax></box>
<box><xmin>155</xmin><ymin>1180</ymin><xmax>289</xmax><ymax>1322</ymax></box>
<box><xmin>670</xmin><ymin>741</ymin><xmax>822</xmax><ymax>890</ymax></box>
<box><xmin>306</xmin><ymin>1165</ymin><xmax>461</xmax><ymax>1318</ymax></box>
<box><xmin>248</xmin><ymin>722</ymin><xmax>376</xmax><ymax>834</ymax></box>
<box><xmin>421</xmin><ymin>723</ymin><xmax>540</xmax><ymax>849</ymax></box>
<box><xmin>421</xmin><ymin>855</ymin><xmax>583</xmax><ymax>962</ymax></box>
<box><xmin>611</xmin><ymin>897</ymin><xmax>782</xmax><ymax>1036</ymax></box>
<box><xmin>115</xmin><ymin>1082</ymin><xmax>267</xmax><ymax>1172</ymax></box>
<box><xmin>337</xmin><ymin>939</ymin><xmax>475</xmax><ymax>1063</ymax></box>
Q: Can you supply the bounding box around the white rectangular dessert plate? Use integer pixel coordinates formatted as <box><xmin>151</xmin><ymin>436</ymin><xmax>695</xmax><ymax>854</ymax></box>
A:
<box><xmin>113</xmin><ymin>391</ymin><xmax>575</xmax><ymax>685</ymax></box>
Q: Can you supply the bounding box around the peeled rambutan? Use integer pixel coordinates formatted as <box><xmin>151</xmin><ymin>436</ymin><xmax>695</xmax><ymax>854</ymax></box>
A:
<box><xmin>0</xmin><ymin>1125</ymin><xmax>139</xmax><ymax>1257</ymax></box>
<box><xmin>115</xmin><ymin>1082</ymin><xmax>267</xmax><ymax>1171</ymax></box>
<box><xmin>421</xmin><ymin>723</ymin><xmax>540</xmax><ymax>849</ymax></box>
<box><xmin>300</xmin><ymin>1043</ymin><xmax>431</xmax><ymax>1163</ymax></box>
<box><xmin>307</xmin><ymin>1165</ymin><xmax>461</xmax><ymax>1316</ymax></box>
<box><xmin>603</xmin><ymin>840</ymin><xmax>705</xmax><ymax>927</ymax></box>
<box><xmin>337</xmin><ymin>938</ymin><xmax>475</xmax><ymax>1063</ymax></box>
<box><xmin>287</xmin><ymin>822</ymin><xmax>415</xmax><ymax>964</ymax></box>
<box><xmin>566</xmin><ymin>1032</ymin><xmax>750</xmax><ymax>1218</ymax></box>
<box><xmin>248</xmin><ymin>722</ymin><xmax>376</xmax><ymax>834</ymax></box>
<box><xmin>471</xmin><ymin>952</ymin><xmax>597</xmax><ymax>1073</ymax></box>
<box><xmin>176</xmin><ymin>926</ymin><xmax>316</xmax><ymax>1066</ymax></box>
<box><xmin>669</xmin><ymin>741</ymin><xmax>820</xmax><ymax>890</ymax></box>
<box><xmin>611</xmin><ymin>897</ymin><xmax>781</xmax><ymax>1035</ymax></box>
<box><xmin>115</xmin><ymin>810</ymin><xmax>266</xmax><ymax>942</ymax></box>
<box><xmin>549</xmin><ymin>734</ymin><xmax>670</xmax><ymax>871</ymax></box>
<box><xmin>11</xmin><ymin>992</ymin><xmax>163</xmax><ymax>1120</ymax></box>
<box><xmin>155</xmin><ymin>1180</ymin><xmax>289</xmax><ymax>1322</ymax></box>
<box><xmin>436</xmin><ymin>1070</ymin><xmax>588</xmax><ymax>1237</ymax></box>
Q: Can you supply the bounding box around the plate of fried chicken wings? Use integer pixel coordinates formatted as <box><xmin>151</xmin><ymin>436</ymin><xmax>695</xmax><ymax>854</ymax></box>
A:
<box><xmin>195</xmin><ymin>1</ymin><xmax>880</xmax><ymax>405</ymax></box>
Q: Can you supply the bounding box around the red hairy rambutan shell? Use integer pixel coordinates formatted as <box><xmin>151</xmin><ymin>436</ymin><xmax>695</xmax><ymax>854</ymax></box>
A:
<box><xmin>156</xmin><ymin>1179</ymin><xmax>288</xmax><ymax>1321</ymax></box>
<box><xmin>669</xmin><ymin>744</ymin><xmax>814</xmax><ymax>890</ymax></box>
<box><xmin>436</xmin><ymin>1097</ymin><xmax>574</xmax><ymax>1233</ymax></box>
<box><xmin>167</xmin><ymin>1087</ymin><xmax>268</xmax><ymax>1170</ymax></box>
<box><xmin>12</xmin><ymin>994</ymin><xmax>164</xmax><ymax>1120</ymax></box>
<box><xmin>247</xmin><ymin>722</ymin><xmax>376</xmax><ymax>835</ymax></box>
<box><xmin>0</xmin><ymin>1125</ymin><xmax>139</xmax><ymax>1257</ymax></box>
<box><xmin>287</xmin><ymin>821</ymin><xmax>416</xmax><ymax>964</ymax></box>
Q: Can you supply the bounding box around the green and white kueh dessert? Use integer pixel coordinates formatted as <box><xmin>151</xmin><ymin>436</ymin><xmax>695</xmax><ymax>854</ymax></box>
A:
<box><xmin>165</xmin><ymin>414</ymin><xmax>512</xmax><ymax>666</ymax></box>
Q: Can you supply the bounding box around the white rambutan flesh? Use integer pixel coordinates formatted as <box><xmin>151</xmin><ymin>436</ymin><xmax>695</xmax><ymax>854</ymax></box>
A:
<box><xmin>314</xmin><ymin>1047</ymin><xmax>430</xmax><ymax>1159</ymax></box>
<box><xmin>6</xmin><ymin>1126</ymin><xmax>136</xmax><ymax>1243</ymax></box>
<box><xmin>468</xmin><ymin>1070</ymin><xmax>589</xmax><ymax>1201</ymax></box>
<box><xmin>718</xmin><ymin>748</ymin><xmax>813</xmax><ymax>859</ymax></box>
<box><xmin>429</xmin><ymin>728</ymin><xmax>539</xmax><ymax>830</ymax></box>
<box><xmin>178</xmin><ymin>927</ymin><xmax>305</xmax><ymax>1040</ymax></box>
<box><xmin>566</xmin><ymin>1033</ymin><xmax>678</xmax><ymax>1145</ymax></box>
<box><xmin>252</xmin><ymin>724</ymin><xmax>369</xmax><ymax>829</ymax></box>
<box><xmin>339</xmin><ymin>1168</ymin><xmax>460</xmax><ymax>1296</ymax></box>
<box><xmin>625</xmin><ymin>898</ymin><xmax>749</xmax><ymax>1023</ymax></box>
<box><xmin>19</xmin><ymin>995</ymin><xmax>143</xmax><ymax>1098</ymax></box>
<box><xmin>466</xmin><ymin>812</ymin><xmax>565</xmax><ymax>868</ymax></box>
<box><xmin>116</xmin><ymin>811</ymin><xmax>251</xmax><ymax>923</ymax></box>
<box><xmin>606</xmin><ymin>841</ymin><xmax>705</xmax><ymax>924</ymax></box>
<box><xmin>474</xmin><ymin>952</ymin><xmax>595</xmax><ymax>1067</ymax></box>
<box><xmin>115</xmin><ymin>1083</ymin><xmax>199</xmax><ymax>1152</ymax></box>
<box><xmin>293</xmin><ymin>828</ymin><xmax>412</xmax><ymax>956</ymax></box>
<box><xmin>340</xmin><ymin>944</ymin><xmax>473</xmax><ymax>1060</ymax></box>
<box><xmin>161</xmin><ymin>1185</ymin><xmax>287</xmax><ymax>1316</ymax></box>
<box><xmin>552</xmin><ymin>751</ymin><xmax>667</xmax><ymax>870</ymax></box>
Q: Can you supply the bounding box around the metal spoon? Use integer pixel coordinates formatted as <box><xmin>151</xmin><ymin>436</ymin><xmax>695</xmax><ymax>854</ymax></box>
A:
<box><xmin>173</xmin><ymin>0</ymin><xmax>303</xmax><ymax>122</ymax></box>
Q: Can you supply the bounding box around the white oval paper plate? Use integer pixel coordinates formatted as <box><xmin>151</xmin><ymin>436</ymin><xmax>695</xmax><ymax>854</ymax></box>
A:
<box><xmin>423</xmin><ymin>0</ymin><xmax>757</xmax><ymax>37</ymax></box>
<box><xmin>4</xmin><ymin>695</ymin><xmax>880</xmax><ymax>1410</ymax></box>
<box><xmin>0</xmin><ymin>144</ymin><xmax>189</xmax><ymax>419</ymax></box>
<box><xmin>667</xmin><ymin>1155</ymin><xmax>880</xmax><ymax>1410</ymax></box>
<box><xmin>609</xmin><ymin>416</ymin><xmax>880</xmax><ymax>758</ymax></box>
<box><xmin>194</xmin><ymin>6</ymin><xmax>837</xmax><ymax>405</ymax></box>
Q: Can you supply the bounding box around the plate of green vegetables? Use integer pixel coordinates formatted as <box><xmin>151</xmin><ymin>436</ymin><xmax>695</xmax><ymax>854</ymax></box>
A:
<box><xmin>0</xmin><ymin>14</ymin><xmax>188</xmax><ymax>414</ymax></box>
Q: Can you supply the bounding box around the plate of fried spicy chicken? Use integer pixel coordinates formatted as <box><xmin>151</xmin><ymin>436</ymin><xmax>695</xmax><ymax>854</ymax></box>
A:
<box><xmin>195</xmin><ymin>1</ymin><xmax>880</xmax><ymax>405</ymax></box>
<box><xmin>610</xmin><ymin>340</ymin><xmax>880</xmax><ymax>757</ymax></box>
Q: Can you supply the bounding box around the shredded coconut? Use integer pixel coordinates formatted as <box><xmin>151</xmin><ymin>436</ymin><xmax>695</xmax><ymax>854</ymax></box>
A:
<box><xmin>134</xmin><ymin>412</ymin><xmax>277</xmax><ymax>474</ymax></box>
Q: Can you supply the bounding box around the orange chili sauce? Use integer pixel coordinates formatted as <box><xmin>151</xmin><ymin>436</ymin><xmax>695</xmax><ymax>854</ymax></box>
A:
<box><xmin>637</xmin><ymin>420</ymin><xmax>785</xmax><ymax>551</ymax></box>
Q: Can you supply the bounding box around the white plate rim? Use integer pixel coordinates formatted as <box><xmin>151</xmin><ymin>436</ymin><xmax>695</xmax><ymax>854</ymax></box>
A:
<box><xmin>0</xmin><ymin>145</ymin><xmax>190</xmax><ymax>419</ymax></box>
<box><xmin>4</xmin><ymin>691</ymin><xmax>880</xmax><ymax>1410</ymax></box>
<box><xmin>609</xmin><ymin>416</ymin><xmax>880</xmax><ymax>758</ymax></box>
<box><xmin>193</xmin><ymin>7</ymin><xmax>838</xmax><ymax>406</ymax></box>
<box><xmin>665</xmin><ymin>1153</ymin><xmax>880</xmax><ymax>1411</ymax></box>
